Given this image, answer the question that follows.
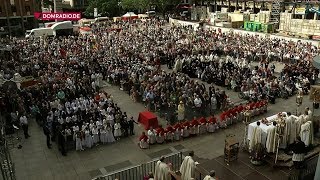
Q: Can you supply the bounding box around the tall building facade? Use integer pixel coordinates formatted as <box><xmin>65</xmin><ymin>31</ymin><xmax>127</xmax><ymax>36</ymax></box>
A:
<box><xmin>0</xmin><ymin>0</ymin><xmax>39</xmax><ymax>37</ymax></box>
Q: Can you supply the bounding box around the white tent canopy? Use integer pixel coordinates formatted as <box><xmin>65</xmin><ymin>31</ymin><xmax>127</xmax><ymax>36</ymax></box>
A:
<box><xmin>122</xmin><ymin>12</ymin><xmax>138</xmax><ymax>17</ymax></box>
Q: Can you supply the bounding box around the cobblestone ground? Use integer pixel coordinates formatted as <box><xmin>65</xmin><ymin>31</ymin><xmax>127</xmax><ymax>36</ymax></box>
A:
<box><xmin>9</xmin><ymin>61</ymin><xmax>318</xmax><ymax>180</ymax></box>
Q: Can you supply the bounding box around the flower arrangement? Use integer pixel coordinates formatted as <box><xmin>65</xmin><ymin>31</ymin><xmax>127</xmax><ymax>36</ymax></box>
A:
<box><xmin>250</xmin><ymin>143</ymin><xmax>266</xmax><ymax>165</ymax></box>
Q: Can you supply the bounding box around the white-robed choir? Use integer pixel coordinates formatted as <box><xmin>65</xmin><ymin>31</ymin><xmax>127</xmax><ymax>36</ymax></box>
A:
<box><xmin>73</xmin><ymin>120</ymin><xmax>119</xmax><ymax>151</ymax></box>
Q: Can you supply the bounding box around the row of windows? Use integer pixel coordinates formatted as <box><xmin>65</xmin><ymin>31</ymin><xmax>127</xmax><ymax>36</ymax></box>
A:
<box><xmin>10</xmin><ymin>0</ymin><xmax>30</xmax><ymax>6</ymax></box>
<box><xmin>0</xmin><ymin>5</ymin><xmax>31</xmax><ymax>14</ymax></box>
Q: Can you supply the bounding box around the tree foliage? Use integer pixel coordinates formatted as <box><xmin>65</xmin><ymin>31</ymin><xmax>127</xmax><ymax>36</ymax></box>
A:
<box><xmin>85</xmin><ymin>0</ymin><xmax>120</xmax><ymax>17</ymax></box>
<box><xmin>120</xmin><ymin>0</ymin><xmax>137</xmax><ymax>11</ymax></box>
<box><xmin>85</xmin><ymin>0</ymin><xmax>181</xmax><ymax>17</ymax></box>
<box><xmin>120</xmin><ymin>0</ymin><xmax>150</xmax><ymax>12</ymax></box>
<box><xmin>151</xmin><ymin>0</ymin><xmax>180</xmax><ymax>14</ymax></box>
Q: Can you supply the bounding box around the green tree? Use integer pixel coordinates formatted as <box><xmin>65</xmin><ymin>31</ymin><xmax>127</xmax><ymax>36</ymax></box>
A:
<box><xmin>121</xmin><ymin>0</ymin><xmax>150</xmax><ymax>12</ymax></box>
<box><xmin>152</xmin><ymin>0</ymin><xmax>180</xmax><ymax>16</ymax></box>
<box><xmin>120</xmin><ymin>0</ymin><xmax>137</xmax><ymax>11</ymax></box>
<box><xmin>85</xmin><ymin>0</ymin><xmax>120</xmax><ymax>17</ymax></box>
<box><xmin>137</xmin><ymin>0</ymin><xmax>150</xmax><ymax>12</ymax></box>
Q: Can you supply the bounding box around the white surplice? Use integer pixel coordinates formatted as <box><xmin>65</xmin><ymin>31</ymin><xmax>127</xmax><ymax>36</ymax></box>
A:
<box><xmin>148</xmin><ymin>129</ymin><xmax>156</xmax><ymax>144</ymax></box>
<box><xmin>180</xmin><ymin>156</ymin><xmax>196</xmax><ymax>180</ymax></box>
<box><xmin>203</xmin><ymin>175</ymin><xmax>216</xmax><ymax>180</ymax></box>
<box><xmin>249</xmin><ymin>125</ymin><xmax>262</xmax><ymax>151</ymax></box>
<box><xmin>266</xmin><ymin>124</ymin><xmax>277</xmax><ymax>153</ymax></box>
<box><xmin>154</xmin><ymin>161</ymin><xmax>171</xmax><ymax>180</ymax></box>
<box><xmin>286</xmin><ymin>115</ymin><xmax>297</xmax><ymax>145</ymax></box>
<box><xmin>296</xmin><ymin>115</ymin><xmax>304</xmax><ymax>135</ymax></box>
<box><xmin>300</xmin><ymin>121</ymin><xmax>312</xmax><ymax>146</ymax></box>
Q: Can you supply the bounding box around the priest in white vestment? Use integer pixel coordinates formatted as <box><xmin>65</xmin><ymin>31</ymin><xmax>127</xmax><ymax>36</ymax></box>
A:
<box><xmin>249</xmin><ymin>121</ymin><xmax>262</xmax><ymax>151</ymax></box>
<box><xmin>148</xmin><ymin>127</ymin><xmax>156</xmax><ymax>145</ymax></box>
<box><xmin>300</xmin><ymin>121</ymin><xmax>313</xmax><ymax>146</ymax></box>
<box><xmin>177</xmin><ymin>101</ymin><xmax>185</xmax><ymax>121</ymax></box>
<box><xmin>286</xmin><ymin>112</ymin><xmax>297</xmax><ymax>145</ymax></box>
<box><xmin>180</xmin><ymin>151</ymin><xmax>197</xmax><ymax>180</ymax></box>
<box><xmin>266</xmin><ymin>121</ymin><xmax>277</xmax><ymax>153</ymax></box>
<box><xmin>203</xmin><ymin>170</ymin><xmax>216</xmax><ymax>180</ymax></box>
<box><xmin>154</xmin><ymin>157</ymin><xmax>171</xmax><ymax>180</ymax></box>
<box><xmin>296</xmin><ymin>114</ymin><xmax>304</xmax><ymax>135</ymax></box>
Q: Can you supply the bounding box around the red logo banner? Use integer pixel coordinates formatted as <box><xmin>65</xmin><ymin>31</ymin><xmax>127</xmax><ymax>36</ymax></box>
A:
<box><xmin>34</xmin><ymin>12</ymin><xmax>81</xmax><ymax>20</ymax></box>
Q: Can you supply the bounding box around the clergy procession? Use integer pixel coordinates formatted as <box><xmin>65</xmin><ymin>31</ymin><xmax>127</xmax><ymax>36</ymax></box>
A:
<box><xmin>145</xmin><ymin>151</ymin><xmax>211</xmax><ymax>180</ymax></box>
<box><xmin>1</xmin><ymin>14</ymin><xmax>320</xmax><ymax>180</ymax></box>
<box><xmin>248</xmin><ymin>107</ymin><xmax>314</xmax><ymax>167</ymax></box>
<box><xmin>139</xmin><ymin>100</ymin><xmax>268</xmax><ymax>149</ymax></box>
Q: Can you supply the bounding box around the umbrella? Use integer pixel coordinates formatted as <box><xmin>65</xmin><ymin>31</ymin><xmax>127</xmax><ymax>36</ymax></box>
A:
<box><xmin>312</xmin><ymin>55</ymin><xmax>320</xmax><ymax>70</ymax></box>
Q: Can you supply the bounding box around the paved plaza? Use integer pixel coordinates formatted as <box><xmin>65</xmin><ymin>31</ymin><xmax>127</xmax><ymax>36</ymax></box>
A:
<box><xmin>9</xmin><ymin>62</ymin><xmax>318</xmax><ymax>180</ymax></box>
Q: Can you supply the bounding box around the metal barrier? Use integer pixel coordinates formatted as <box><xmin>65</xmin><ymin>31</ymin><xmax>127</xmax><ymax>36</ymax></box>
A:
<box><xmin>93</xmin><ymin>151</ymin><xmax>183</xmax><ymax>180</ymax></box>
<box><xmin>194</xmin><ymin>166</ymin><xmax>209</xmax><ymax>180</ymax></box>
<box><xmin>289</xmin><ymin>155</ymin><xmax>318</xmax><ymax>180</ymax></box>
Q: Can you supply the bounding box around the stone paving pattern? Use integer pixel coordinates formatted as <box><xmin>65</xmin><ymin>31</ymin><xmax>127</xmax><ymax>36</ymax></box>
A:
<box><xmin>10</xmin><ymin>62</ymin><xmax>319</xmax><ymax>180</ymax></box>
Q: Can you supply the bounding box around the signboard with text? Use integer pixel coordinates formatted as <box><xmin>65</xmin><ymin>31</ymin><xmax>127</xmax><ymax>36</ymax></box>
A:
<box><xmin>34</xmin><ymin>12</ymin><xmax>81</xmax><ymax>21</ymax></box>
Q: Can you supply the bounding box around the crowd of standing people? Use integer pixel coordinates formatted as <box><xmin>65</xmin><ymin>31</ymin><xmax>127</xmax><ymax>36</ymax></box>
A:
<box><xmin>0</xmin><ymin>17</ymin><xmax>319</xmax><ymax>158</ymax></box>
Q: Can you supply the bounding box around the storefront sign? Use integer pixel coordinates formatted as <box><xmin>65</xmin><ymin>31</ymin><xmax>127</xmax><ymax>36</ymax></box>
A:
<box><xmin>295</xmin><ymin>8</ymin><xmax>306</xmax><ymax>15</ymax></box>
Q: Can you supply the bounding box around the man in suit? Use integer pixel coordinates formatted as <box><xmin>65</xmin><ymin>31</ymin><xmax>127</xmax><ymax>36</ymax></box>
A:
<box><xmin>43</xmin><ymin>123</ymin><xmax>52</xmax><ymax>149</ymax></box>
<box><xmin>128</xmin><ymin>116</ymin><xmax>138</xmax><ymax>135</ymax></box>
<box><xmin>58</xmin><ymin>127</ymin><xmax>67</xmax><ymax>156</ymax></box>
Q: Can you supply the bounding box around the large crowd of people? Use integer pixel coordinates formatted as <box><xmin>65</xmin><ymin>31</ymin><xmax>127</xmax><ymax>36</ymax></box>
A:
<box><xmin>0</xmin><ymin>17</ymin><xmax>319</xmax><ymax>158</ymax></box>
<box><xmin>171</xmin><ymin>28</ymin><xmax>319</xmax><ymax>104</ymax></box>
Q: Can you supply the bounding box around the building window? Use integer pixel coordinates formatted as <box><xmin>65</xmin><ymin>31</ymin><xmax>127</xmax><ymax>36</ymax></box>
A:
<box><xmin>25</xmin><ymin>6</ymin><xmax>31</xmax><ymax>12</ymax></box>
<box><xmin>0</xmin><ymin>6</ymin><xmax>2</xmax><ymax>13</ymax></box>
<box><xmin>10</xmin><ymin>0</ymin><xmax>15</xmax><ymax>5</ymax></box>
<box><xmin>292</xmin><ymin>14</ymin><xmax>302</xmax><ymax>19</ymax></box>
<box><xmin>11</xmin><ymin>5</ymin><xmax>17</xmax><ymax>13</ymax></box>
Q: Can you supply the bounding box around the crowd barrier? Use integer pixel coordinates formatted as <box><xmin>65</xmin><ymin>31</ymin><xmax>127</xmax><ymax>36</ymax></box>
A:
<box><xmin>289</xmin><ymin>155</ymin><xmax>318</xmax><ymax>180</ymax></box>
<box><xmin>92</xmin><ymin>151</ymin><xmax>183</xmax><ymax>180</ymax></box>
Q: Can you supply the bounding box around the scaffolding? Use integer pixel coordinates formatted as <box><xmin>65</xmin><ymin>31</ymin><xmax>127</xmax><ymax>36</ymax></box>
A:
<box><xmin>270</xmin><ymin>0</ymin><xmax>283</xmax><ymax>24</ymax></box>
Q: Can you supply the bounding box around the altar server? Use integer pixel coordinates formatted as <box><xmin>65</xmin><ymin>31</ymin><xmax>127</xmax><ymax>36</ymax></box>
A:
<box><xmin>139</xmin><ymin>132</ymin><xmax>149</xmax><ymax>149</ymax></box>
<box><xmin>147</xmin><ymin>127</ymin><xmax>157</xmax><ymax>145</ymax></box>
